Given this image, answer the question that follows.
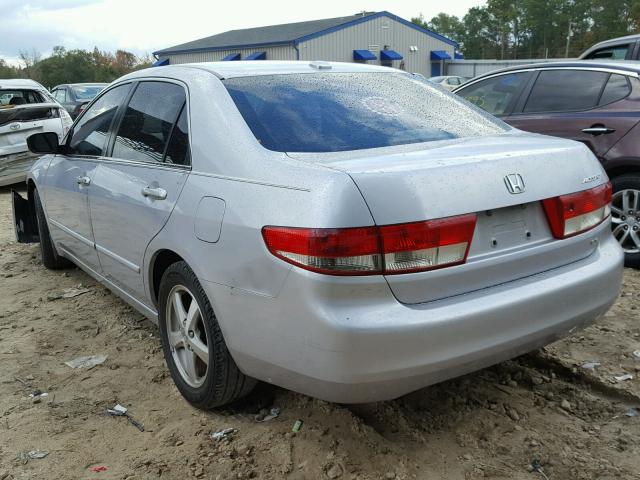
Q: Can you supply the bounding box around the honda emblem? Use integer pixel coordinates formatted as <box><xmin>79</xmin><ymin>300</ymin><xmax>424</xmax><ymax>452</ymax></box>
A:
<box><xmin>504</xmin><ymin>173</ymin><xmax>525</xmax><ymax>194</ymax></box>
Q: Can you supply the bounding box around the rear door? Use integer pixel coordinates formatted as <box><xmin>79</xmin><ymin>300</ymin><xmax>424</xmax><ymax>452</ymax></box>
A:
<box><xmin>89</xmin><ymin>80</ymin><xmax>190</xmax><ymax>302</ymax></box>
<box><xmin>43</xmin><ymin>83</ymin><xmax>132</xmax><ymax>272</ymax></box>
<box><xmin>506</xmin><ymin>69</ymin><xmax>639</xmax><ymax>159</ymax></box>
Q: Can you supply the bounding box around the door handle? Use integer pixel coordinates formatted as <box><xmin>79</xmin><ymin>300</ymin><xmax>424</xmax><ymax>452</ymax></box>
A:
<box><xmin>581</xmin><ymin>126</ymin><xmax>616</xmax><ymax>135</ymax></box>
<box><xmin>141</xmin><ymin>186</ymin><xmax>167</xmax><ymax>200</ymax></box>
<box><xmin>76</xmin><ymin>175</ymin><xmax>91</xmax><ymax>186</ymax></box>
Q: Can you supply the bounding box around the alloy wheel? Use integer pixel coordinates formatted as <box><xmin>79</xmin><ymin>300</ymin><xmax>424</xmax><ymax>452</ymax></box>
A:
<box><xmin>611</xmin><ymin>188</ymin><xmax>640</xmax><ymax>254</ymax></box>
<box><xmin>165</xmin><ymin>285</ymin><xmax>210</xmax><ymax>387</ymax></box>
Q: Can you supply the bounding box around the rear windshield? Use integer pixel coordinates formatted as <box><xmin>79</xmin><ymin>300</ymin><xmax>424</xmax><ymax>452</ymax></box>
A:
<box><xmin>223</xmin><ymin>72</ymin><xmax>508</xmax><ymax>153</ymax></box>
<box><xmin>0</xmin><ymin>106</ymin><xmax>57</xmax><ymax>126</ymax></box>
<box><xmin>72</xmin><ymin>85</ymin><xmax>105</xmax><ymax>100</ymax></box>
<box><xmin>0</xmin><ymin>89</ymin><xmax>45</xmax><ymax>106</ymax></box>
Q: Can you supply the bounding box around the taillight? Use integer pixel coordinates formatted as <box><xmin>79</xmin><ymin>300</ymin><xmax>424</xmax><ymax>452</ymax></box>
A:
<box><xmin>542</xmin><ymin>182</ymin><xmax>612</xmax><ymax>239</ymax></box>
<box><xmin>262</xmin><ymin>213</ymin><xmax>477</xmax><ymax>276</ymax></box>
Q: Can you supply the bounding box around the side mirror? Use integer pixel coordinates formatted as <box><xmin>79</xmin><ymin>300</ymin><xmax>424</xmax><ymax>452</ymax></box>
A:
<box><xmin>27</xmin><ymin>132</ymin><xmax>59</xmax><ymax>154</ymax></box>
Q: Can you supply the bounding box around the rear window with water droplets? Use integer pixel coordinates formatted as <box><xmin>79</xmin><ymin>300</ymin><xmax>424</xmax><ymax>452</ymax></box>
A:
<box><xmin>223</xmin><ymin>72</ymin><xmax>509</xmax><ymax>153</ymax></box>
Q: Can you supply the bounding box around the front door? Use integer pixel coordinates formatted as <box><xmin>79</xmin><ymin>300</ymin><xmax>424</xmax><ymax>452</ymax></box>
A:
<box><xmin>506</xmin><ymin>69</ymin><xmax>639</xmax><ymax>160</ymax></box>
<box><xmin>431</xmin><ymin>62</ymin><xmax>441</xmax><ymax>77</ymax></box>
<box><xmin>43</xmin><ymin>83</ymin><xmax>132</xmax><ymax>272</ymax></box>
<box><xmin>89</xmin><ymin>81</ymin><xmax>190</xmax><ymax>302</ymax></box>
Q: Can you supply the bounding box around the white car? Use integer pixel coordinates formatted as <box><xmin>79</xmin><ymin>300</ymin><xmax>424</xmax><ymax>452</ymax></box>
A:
<box><xmin>428</xmin><ymin>75</ymin><xmax>468</xmax><ymax>90</ymax></box>
<box><xmin>0</xmin><ymin>79</ymin><xmax>72</xmax><ymax>186</ymax></box>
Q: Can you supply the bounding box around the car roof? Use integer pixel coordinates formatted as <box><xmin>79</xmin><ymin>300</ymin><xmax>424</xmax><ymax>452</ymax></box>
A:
<box><xmin>582</xmin><ymin>34</ymin><xmax>640</xmax><ymax>51</ymax></box>
<box><xmin>0</xmin><ymin>78</ymin><xmax>47</xmax><ymax>90</ymax></box>
<box><xmin>120</xmin><ymin>60</ymin><xmax>399</xmax><ymax>81</ymax></box>
<box><xmin>466</xmin><ymin>60</ymin><xmax>640</xmax><ymax>82</ymax></box>
<box><xmin>53</xmin><ymin>83</ymin><xmax>109</xmax><ymax>89</ymax></box>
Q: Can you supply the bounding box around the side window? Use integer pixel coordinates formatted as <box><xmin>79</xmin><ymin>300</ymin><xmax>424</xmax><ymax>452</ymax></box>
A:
<box><xmin>53</xmin><ymin>89</ymin><xmax>66</xmax><ymax>102</ymax></box>
<box><xmin>585</xmin><ymin>44</ymin><xmax>631</xmax><ymax>60</ymax></box>
<box><xmin>112</xmin><ymin>82</ymin><xmax>186</xmax><ymax>163</ymax></box>
<box><xmin>458</xmin><ymin>72</ymin><xmax>530</xmax><ymax>116</ymax></box>
<box><xmin>67</xmin><ymin>84</ymin><xmax>131</xmax><ymax>156</ymax></box>
<box><xmin>164</xmin><ymin>105</ymin><xmax>190</xmax><ymax>166</ymax></box>
<box><xmin>523</xmin><ymin>70</ymin><xmax>609</xmax><ymax>113</ymax></box>
<box><xmin>599</xmin><ymin>74</ymin><xmax>631</xmax><ymax>106</ymax></box>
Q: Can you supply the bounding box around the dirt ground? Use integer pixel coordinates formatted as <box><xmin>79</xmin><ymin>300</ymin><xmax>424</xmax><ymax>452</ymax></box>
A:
<box><xmin>1</xmin><ymin>186</ymin><xmax>640</xmax><ymax>480</ymax></box>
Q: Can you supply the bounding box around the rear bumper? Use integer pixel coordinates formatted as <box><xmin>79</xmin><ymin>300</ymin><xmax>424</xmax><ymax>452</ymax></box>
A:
<box><xmin>205</xmin><ymin>225</ymin><xmax>623</xmax><ymax>403</ymax></box>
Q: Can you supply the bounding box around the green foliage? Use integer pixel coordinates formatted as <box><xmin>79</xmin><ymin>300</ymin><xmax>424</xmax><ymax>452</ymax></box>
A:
<box><xmin>0</xmin><ymin>47</ymin><xmax>152</xmax><ymax>87</ymax></box>
<box><xmin>413</xmin><ymin>0</ymin><xmax>640</xmax><ymax>59</ymax></box>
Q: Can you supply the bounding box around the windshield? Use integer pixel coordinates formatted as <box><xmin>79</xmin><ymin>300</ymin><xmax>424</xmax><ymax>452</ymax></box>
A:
<box><xmin>72</xmin><ymin>85</ymin><xmax>106</xmax><ymax>100</ymax></box>
<box><xmin>429</xmin><ymin>76</ymin><xmax>446</xmax><ymax>83</ymax></box>
<box><xmin>224</xmin><ymin>72</ymin><xmax>508</xmax><ymax>153</ymax></box>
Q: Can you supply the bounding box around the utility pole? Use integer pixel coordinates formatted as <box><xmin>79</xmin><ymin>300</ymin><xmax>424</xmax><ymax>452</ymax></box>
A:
<box><xmin>565</xmin><ymin>20</ymin><xmax>573</xmax><ymax>58</ymax></box>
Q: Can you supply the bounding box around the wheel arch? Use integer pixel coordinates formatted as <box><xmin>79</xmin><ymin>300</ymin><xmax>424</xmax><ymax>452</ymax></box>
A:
<box><xmin>605</xmin><ymin>160</ymin><xmax>640</xmax><ymax>180</ymax></box>
<box><xmin>149</xmin><ymin>249</ymin><xmax>185</xmax><ymax>308</ymax></box>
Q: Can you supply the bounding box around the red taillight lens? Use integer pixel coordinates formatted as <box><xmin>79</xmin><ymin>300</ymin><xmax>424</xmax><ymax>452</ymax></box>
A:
<box><xmin>262</xmin><ymin>213</ymin><xmax>477</xmax><ymax>276</ymax></box>
<box><xmin>542</xmin><ymin>182</ymin><xmax>612</xmax><ymax>239</ymax></box>
<box><xmin>262</xmin><ymin>226</ymin><xmax>382</xmax><ymax>275</ymax></box>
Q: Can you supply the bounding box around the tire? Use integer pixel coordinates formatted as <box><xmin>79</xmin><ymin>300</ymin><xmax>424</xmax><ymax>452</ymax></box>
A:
<box><xmin>158</xmin><ymin>261</ymin><xmax>256</xmax><ymax>409</ymax></box>
<box><xmin>33</xmin><ymin>189</ymin><xmax>72</xmax><ymax>270</ymax></box>
<box><xmin>611</xmin><ymin>174</ymin><xmax>640</xmax><ymax>269</ymax></box>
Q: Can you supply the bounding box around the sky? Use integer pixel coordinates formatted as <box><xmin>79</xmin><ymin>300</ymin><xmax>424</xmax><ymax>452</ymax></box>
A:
<box><xmin>1</xmin><ymin>0</ymin><xmax>485</xmax><ymax>64</ymax></box>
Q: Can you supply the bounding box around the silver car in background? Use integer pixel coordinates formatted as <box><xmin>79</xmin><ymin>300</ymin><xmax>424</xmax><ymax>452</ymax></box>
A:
<box><xmin>14</xmin><ymin>61</ymin><xmax>623</xmax><ymax>408</ymax></box>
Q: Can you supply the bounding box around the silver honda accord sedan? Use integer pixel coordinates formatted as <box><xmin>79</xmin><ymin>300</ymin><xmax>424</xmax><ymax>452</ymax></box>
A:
<box><xmin>13</xmin><ymin>61</ymin><xmax>623</xmax><ymax>408</ymax></box>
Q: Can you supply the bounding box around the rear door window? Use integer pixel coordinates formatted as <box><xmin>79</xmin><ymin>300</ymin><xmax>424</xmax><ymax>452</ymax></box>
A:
<box><xmin>523</xmin><ymin>70</ymin><xmax>609</xmax><ymax>113</ymax></box>
<box><xmin>599</xmin><ymin>74</ymin><xmax>631</xmax><ymax>106</ymax></box>
<box><xmin>67</xmin><ymin>84</ymin><xmax>131</xmax><ymax>156</ymax></box>
<box><xmin>585</xmin><ymin>44</ymin><xmax>631</xmax><ymax>60</ymax></box>
<box><xmin>164</xmin><ymin>105</ymin><xmax>190</xmax><ymax>166</ymax></box>
<box><xmin>111</xmin><ymin>81</ymin><xmax>186</xmax><ymax>164</ymax></box>
<box><xmin>457</xmin><ymin>72</ymin><xmax>530</xmax><ymax>116</ymax></box>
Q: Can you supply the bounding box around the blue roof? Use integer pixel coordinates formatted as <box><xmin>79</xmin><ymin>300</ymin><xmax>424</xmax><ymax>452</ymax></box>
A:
<box><xmin>353</xmin><ymin>49</ymin><xmax>377</xmax><ymax>61</ymax></box>
<box><xmin>154</xmin><ymin>11</ymin><xmax>458</xmax><ymax>56</ymax></box>
<box><xmin>431</xmin><ymin>50</ymin><xmax>452</xmax><ymax>60</ymax></box>
<box><xmin>245</xmin><ymin>51</ymin><xmax>266</xmax><ymax>60</ymax></box>
<box><xmin>152</xmin><ymin>58</ymin><xmax>169</xmax><ymax>67</ymax></box>
<box><xmin>222</xmin><ymin>53</ymin><xmax>241</xmax><ymax>61</ymax></box>
<box><xmin>380</xmin><ymin>49</ymin><xmax>403</xmax><ymax>61</ymax></box>
<box><xmin>454</xmin><ymin>52</ymin><xmax>464</xmax><ymax>59</ymax></box>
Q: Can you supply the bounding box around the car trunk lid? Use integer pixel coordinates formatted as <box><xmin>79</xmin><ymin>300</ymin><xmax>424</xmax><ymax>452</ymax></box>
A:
<box><xmin>288</xmin><ymin>132</ymin><xmax>609</xmax><ymax>304</ymax></box>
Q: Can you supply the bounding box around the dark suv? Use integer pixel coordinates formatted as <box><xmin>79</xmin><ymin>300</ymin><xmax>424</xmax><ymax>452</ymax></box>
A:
<box><xmin>454</xmin><ymin>61</ymin><xmax>640</xmax><ymax>266</ymax></box>
<box><xmin>580</xmin><ymin>34</ymin><xmax>640</xmax><ymax>60</ymax></box>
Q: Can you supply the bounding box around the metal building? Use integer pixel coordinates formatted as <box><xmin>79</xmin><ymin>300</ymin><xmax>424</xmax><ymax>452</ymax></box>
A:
<box><xmin>153</xmin><ymin>11</ymin><xmax>459</xmax><ymax>77</ymax></box>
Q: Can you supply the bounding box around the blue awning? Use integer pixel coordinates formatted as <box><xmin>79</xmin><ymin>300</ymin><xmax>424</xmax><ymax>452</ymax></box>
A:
<box><xmin>353</xmin><ymin>49</ymin><xmax>377</xmax><ymax>61</ymax></box>
<box><xmin>152</xmin><ymin>58</ymin><xmax>169</xmax><ymax>67</ymax></box>
<box><xmin>454</xmin><ymin>52</ymin><xmax>464</xmax><ymax>59</ymax></box>
<box><xmin>222</xmin><ymin>53</ymin><xmax>241</xmax><ymax>61</ymax></box>
<box><xmin>431</xmin><ymin>50</ymin><xmax>452</xmax><ymax>60</ymax></box>
<box><xmin>380</xmin><ymin>49</ymin><xmax>403</xmax><ymax>61</ymax></box>
<box><xmin>245</xmin><ymin>51</ymin><xmax>266</xmax><ymax>60</ymax></box>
